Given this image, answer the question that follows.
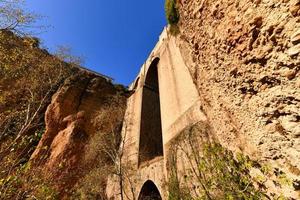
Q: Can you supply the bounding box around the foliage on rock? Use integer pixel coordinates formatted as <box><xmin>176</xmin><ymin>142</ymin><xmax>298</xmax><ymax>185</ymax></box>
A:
<box><xmin>0</xmin><ymin>0</ymin><xmax>42</xmax><ymax>34</ymax></box>
<box><xmin>165</xmin><ymin>0</ymin><xmax>179</xmax><ymax>25</ymax></box>
<box><xmin>0</xmin><ymin>159</ymin><xmax>58</xmax><ymax>199</ymax></box>
<box><xmin>166</xmin><ymin>122</ymin><xmax>293</xmax><ymax>200</ymax></box>
<box><xmin>0</xmin><ymin>30</ymin><xmax>80</xmax><ymax>199</ymax></box>
<box><xmin>68</xmin><ymin>95</ymin><xmax>127</xmax><ymax>199</ymax></box>
<box><xmin>165</xmin><ymin>0</ymin><xmax>180</xmax><ymax>35</ymax></box>
<box><xmin>0</xmin><ymin>29</ymin><xmax>128</xmax><ymax>199</ymax></box>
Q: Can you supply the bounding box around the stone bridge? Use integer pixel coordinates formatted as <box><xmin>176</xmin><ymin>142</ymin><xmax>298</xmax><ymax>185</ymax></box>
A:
<box><xmin>107</xmin><ymin>27</ymin><xmax>207</xmax><ymax>200</ymax></box>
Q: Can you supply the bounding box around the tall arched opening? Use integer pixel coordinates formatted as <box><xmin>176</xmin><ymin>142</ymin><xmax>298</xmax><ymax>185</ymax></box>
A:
<box><xmin>138</xmin><ymin>180</ymin><xmax>162</xmax><ymax>200</ymax></box>
<box><xmin>139</xmin><ymin>58</ymin><xmax>163</xmax><ymax>164</ymax></box>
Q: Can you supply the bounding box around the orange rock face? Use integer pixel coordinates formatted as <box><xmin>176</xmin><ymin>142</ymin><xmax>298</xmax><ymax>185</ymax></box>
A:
<box><xmin>30</xmin><ymin>70</ymin><xmax>127</xmax><ymax>193</ymax></box>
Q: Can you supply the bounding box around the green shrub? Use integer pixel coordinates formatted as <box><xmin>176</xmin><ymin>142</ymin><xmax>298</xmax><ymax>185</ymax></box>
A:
<box><xmin>167</xmin><ymin>123</ymin><xmax>270</xmax><ymax>200</ymax></box>
<box><xmin>165</xmin><ymin>0</ymin><xmax>179</xmax><ymax>25</ymax></box>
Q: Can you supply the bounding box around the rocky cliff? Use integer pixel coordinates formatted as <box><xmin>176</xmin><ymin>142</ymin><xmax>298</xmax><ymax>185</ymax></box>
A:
<box><xmin>30</xmin><ymin>71</ymin><xmax>127</xmax><ymax>197</ymax></box>
<box><xmin>0</xmin><ymin>30</ymin><xmax>127</xmax><ymax>199</ymax></box>
<box><xmin>175</xmin><ymin>0</ymin><xmax>299</xmax><ymax>198</ymax></box>
<box><xmin>1</xmin><ymin>0</ymin><xmax>300</xmax><ymax>199</ymax></box>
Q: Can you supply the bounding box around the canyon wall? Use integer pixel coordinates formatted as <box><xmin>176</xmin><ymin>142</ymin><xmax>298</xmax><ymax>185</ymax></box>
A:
<box><xmin>176</xmin><ymin>0</ymin><xmax>299</xmax><ymax>198</ymax></box>
<box><xmin>30</xmin><ymin>71</ymin><xmax>127</xmax><ymax>197</ymax></box>
<box><xmin>0</xmin><ymin>30</ymin><xmax>128</xmax><ymax>199</ymax></box>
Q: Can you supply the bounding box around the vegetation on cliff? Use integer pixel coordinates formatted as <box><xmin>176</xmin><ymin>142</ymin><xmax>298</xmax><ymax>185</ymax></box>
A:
<box><xmin>0</xmin><ymin>1</ymin><xmax>129</xmax><ymax>199</ymax></box>
<box><xmin>0</xmin><ymin>28</ymin><xmax>129</xmax><ymax>199</ymax></box>
<box><xmin>0</xmin><ymin>29</ymin><xmax>79</xmax><ymax>198</ymax></box>
<box><xmin>167</xmin><ymin>122</ymin><xmax>295</xmax><ymax>200</ymax></box>
<box><xmin>165</xmin><ymin>0</ymin><xmax>180</xmax><ymax>35</ymax></box>
<box><xmin>165</xmin><ymin>0</ymin><xmax>179</xmax><ymax>25</ymax></box>
<box><xmin>1</xmin><ymin>0</ymin><xmax>298</xmax><ymax>199</ymax></box>
<box><xmin>0</xmin><ymin>0</ymin><xmax>42</xmax><ymax>34</ymax></box>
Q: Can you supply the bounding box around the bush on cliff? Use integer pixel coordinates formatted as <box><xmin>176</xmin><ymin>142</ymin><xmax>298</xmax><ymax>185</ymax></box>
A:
<box><xmin>165</xmin><ymin>0</ymin><xmax>179</xmax><ymax>25</ymax></box>
<box><xmin>0</xmin><ymin>30</ymin><xmax>79</xmax><ymax>199</ymax></box>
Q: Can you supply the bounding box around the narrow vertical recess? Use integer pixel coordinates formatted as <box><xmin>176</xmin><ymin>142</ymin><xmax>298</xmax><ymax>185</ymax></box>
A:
<box><xmin>139</xmin><ymin>58</ymin><xmax>163</xmax><ymax>164</ymax></box>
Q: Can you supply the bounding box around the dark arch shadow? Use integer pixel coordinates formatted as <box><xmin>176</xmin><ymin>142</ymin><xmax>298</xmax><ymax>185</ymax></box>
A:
<box><xmin>139</xmin><ymin>57</ymin><xmax>163</xmax><ymax>164</ymax></box>
<box><xmin>138</xmin><ymin>180</ymin><xmax>162</xmax><ymax>200</ymax></box>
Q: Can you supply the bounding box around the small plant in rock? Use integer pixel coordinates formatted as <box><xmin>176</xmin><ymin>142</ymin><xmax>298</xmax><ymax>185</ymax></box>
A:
<box><xmin>165</xmin><ymin>0</ymin><xmax>180</xmax><ymax>35</ymax></box>
<box><xmin>165</xmin><ymin>0</ymin><xmax>179</xmax><ymax>25</ymax></box>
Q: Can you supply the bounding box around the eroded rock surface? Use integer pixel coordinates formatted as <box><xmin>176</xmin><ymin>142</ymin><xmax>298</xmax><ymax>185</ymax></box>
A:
<box><xmin>30</xmin><ymin>70</ymin><xmax>127</xmax><ymax>193</ymax></box>
<box><xmin>177</xmin><ymin>0</ymin><xmax>300</xmax><ymax>198</ymax></box>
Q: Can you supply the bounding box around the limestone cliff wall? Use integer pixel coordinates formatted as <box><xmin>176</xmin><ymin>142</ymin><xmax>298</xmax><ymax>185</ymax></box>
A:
<box><xmin>175</xmin><ymin>0</ymin><xmax>299</xmax><ymax>198</ymax></box>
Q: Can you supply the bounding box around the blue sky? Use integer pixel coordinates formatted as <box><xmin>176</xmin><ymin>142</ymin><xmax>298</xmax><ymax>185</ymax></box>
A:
<box><xmin>25</xmin><ymin>0</ymin><xmax>166</xmax><ymax>85</ymax></box>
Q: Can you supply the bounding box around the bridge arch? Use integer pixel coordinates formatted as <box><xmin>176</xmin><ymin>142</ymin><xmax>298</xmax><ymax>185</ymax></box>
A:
<box><xmin>138</xmin><ymin>57</ymin><xmax>163</xmax><ymax>164</ymax></box>
<box><xmin>132</xmin><ymin>77</ymin><xmax>140</xmax><ymax>90</ymax></box>
<box><xmin>138</xmin><ymin>180</ymin><xmax>162</xmax><ymax>200</ymax></box>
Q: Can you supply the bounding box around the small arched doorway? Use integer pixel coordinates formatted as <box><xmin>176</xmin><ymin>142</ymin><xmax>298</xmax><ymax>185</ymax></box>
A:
<box><xmin>138</xmin><ymin>180</ymin><xmax>162</xmax><ymax>200</ymax></box>
<box><xmin>139</xmin><ymin>58</ymin><xmax>163</xmax><ymax>164</ymax></box>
